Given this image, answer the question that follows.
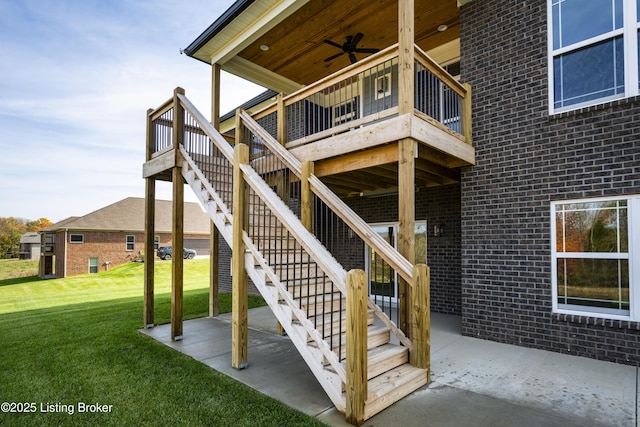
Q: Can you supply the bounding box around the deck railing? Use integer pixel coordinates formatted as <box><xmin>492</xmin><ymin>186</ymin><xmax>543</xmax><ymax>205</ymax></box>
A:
<box><xmin>250</xmin><ymin>43</ymin><xmax>471</xmax><ymax>150</ymax></box>
<box><xmin>238</xmin><ymin>110</ymin><xmax>413</xmax><ymax>348</ymax></box>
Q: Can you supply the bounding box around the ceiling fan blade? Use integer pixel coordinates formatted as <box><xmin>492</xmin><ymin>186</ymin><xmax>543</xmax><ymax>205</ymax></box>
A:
<box><xmin>323</xmin><ymin>39</ymin><xmax>344</xmax><ymax>49</ymax></box>
<box><xmin>324</xmin><ymin>52</ymin><xmax>345</xmax><ymax>62</ymax></box>
<box><xmin>354</xmin><ymin>48</ymin><xmax>380</xmax><ymax>54</ymax></box>
<box><xmin>349</xmin><ymin>53</ymin><xmax>357</xmax><ymax>64</ymax></box>
<box><xmin>351</xmin><ymin>32</ymin><xmax>364</xmax><ymax>48</ymax></box>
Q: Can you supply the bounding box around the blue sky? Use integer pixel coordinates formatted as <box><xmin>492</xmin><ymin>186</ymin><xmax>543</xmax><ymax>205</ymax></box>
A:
<box><xmin>0</xmin><ymin>0</ymin><xmax>264</xmax><ymax>222</ymax></box>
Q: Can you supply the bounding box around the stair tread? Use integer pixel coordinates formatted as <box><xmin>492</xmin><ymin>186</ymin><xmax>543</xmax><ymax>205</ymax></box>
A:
<box><xmin>364</xmin><ymin>363</ymin><xmax>429</xmax><ymax>419</ymax></box>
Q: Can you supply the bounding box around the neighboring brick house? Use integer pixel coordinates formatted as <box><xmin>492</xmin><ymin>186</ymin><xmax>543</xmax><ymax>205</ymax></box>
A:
<box><xmin>39</xmin><ymin>198</ymin><xmax>210</xmax><ymax>278</ymax></box>
<box><xmin>153</xmin><ymin>0</ymin><xmax>640</xmax><ymax>370</ymax></box>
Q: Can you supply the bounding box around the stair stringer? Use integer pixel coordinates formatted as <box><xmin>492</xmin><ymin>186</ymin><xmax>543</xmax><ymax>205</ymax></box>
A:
<box><xmin>243</xmin><ymin>249</ymin><xmax>346</xmax><ymax>412</ymax></box>
<box><xmin>179</xmin><ymin>142</ymin><xmax>429</xmax><ymax>422</ymax></box>
<box><xmin>180</xmin><ymin>148</ymin><xmax>347</xmax><ymax>411</ymax></box>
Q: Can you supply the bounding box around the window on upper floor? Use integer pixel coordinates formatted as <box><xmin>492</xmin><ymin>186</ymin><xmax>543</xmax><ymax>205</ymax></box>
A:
<box><xmin>551</xmin><ymin>196</ymin><xmax>639</xmax><ymax>321</ymax></box>
<box><xmin>69</xmin><ymin>234</ymin><xmax>84</xmax><ymax>243</ymax></box>
<box><xmin>549</xmin><ymin>0</ymin><xmax>640</xmax><ymax>113</ymax></box>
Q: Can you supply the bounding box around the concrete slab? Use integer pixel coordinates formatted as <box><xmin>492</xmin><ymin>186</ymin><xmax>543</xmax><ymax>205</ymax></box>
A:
<box><xmin>140</xmin><ymin>307</ymin><xmax>639</xmax><ymax>427</ymax></box>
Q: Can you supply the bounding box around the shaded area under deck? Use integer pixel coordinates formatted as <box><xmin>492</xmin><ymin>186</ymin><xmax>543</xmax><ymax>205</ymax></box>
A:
<box><xmin>140</xmin><ymin>307</ymin><xmax>637</xmax><ymax>427</ymax></box>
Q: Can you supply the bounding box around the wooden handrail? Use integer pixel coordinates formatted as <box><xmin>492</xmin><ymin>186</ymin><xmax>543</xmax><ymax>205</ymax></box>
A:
<box><xmin>178</xmin><ymin>93</ymin><xmax>235</xmax><ymax>163</ymax></box>
<box><xmin>239</xmin><ymin>110</ymin><xmax>413</xmax><ymax>286</ymax></box>
<box><xmin>414</xmin><ymin>44</ymin><xmax>467</xmax><ymax>97</ymax></box>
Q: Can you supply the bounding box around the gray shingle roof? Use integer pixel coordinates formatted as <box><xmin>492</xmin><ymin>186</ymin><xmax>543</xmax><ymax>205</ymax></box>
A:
<box><xmin>43</xmin><ymin>198</ymin><xmax>210</xmax><ymax>234</ymax></box>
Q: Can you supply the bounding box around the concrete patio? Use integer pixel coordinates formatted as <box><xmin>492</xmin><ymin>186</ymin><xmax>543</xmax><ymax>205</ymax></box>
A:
<box><xmin>140</xmin><ymin>307</ymin><xmax>638</xmax><ymax>426</ymax></box>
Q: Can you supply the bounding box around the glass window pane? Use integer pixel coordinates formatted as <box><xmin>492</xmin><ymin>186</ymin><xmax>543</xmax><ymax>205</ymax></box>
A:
<box><xmin>554</xmin><ymin>37</ymin><xmax>625</xmax><ymax>109</ymax></box>
<box><xmin>553</xmin><ymin>0</ymin><xmax>621</xmax><ymax>49</ymax></box>
<box><xmin>557</xmin><ymin>258</ymin><xmax>629</xmax><ymax>310</ymax></box>
<box><xmin>557</xmin><ymin>201</ymin><xmax>628</xmax><ymax>253</ymax></box>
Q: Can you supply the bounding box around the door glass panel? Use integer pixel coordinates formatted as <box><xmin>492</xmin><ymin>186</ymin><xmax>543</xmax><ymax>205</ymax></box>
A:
<box><xmin>369</xmin><ymin>225</ymin><xmax>396</xmax><ymax>300</ymax></box>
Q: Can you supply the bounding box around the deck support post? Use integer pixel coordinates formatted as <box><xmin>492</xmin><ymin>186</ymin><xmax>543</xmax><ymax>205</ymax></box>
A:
<box><xmin>398</xmin><ymin>138</ymin><xmax>416</xmax><ymax>336</ymax></box>
<box><xmin>398</xmin><ymin>0</ymin><xmax>416</xmax><ymax>338</ymax></box>
<box><xmin>143</xmin><ymin>179</ymin><xmax>155</xmax><ymax>328</ymax></box>
<box><xmin>144</xmin><ymin>107</ymin><xmax>156</xmax><ymax>328</ymax></box>
<box><xmin>171</xmin><ymin>163</ymin><xmax>185</xmax><ymax>341</ymax></box>
<box><xmin>410</xmin><ymin>263</ymin><xmax>430</xmax><ymax>380</ymax></box>
<box><xmin>171</xmin><ymin>88</ymin><xmax>185</xmax><ymax>341</ymax></box>
<box><xmin>398</xmin><ymin>0</ymin><xmax>415</xmax><ymax>116</ymax></box>
<box><xmin>232</xmin><ymin>126</ymin><xmax>249</xmax><ymax>369</ymax></box>
<box><xmin>210</xmin><ymin>64</ymin><xmax>221</xmax><ymax>318</ymax></box>
<box><xmin>346</xmin><ymin>269</ymin><xmax>368</xmax><ymax>427</ymax></box>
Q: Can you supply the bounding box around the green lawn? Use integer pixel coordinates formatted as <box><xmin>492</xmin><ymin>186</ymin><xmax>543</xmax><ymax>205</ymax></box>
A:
<box><xmin>0</xmin><ymin>259</ymin><xmax>326</xmax><ymax>426</ymax></box>
<box><xmin>0</xmin><ymin>258</ymin><xmax>38</xmax><ymax>281</ymax></box>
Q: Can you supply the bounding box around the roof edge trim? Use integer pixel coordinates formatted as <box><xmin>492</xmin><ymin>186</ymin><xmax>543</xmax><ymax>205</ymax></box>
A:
<box><xmin>184</xmin><ymin>0</ymin><xmax>257</xmax><ymax>59</ymax></box>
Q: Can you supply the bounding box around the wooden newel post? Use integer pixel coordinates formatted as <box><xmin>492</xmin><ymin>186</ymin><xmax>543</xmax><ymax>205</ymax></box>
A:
<box><xmin>410</xmin><ymin>263</ymin><xmax>430</xmax><ymax>380</ymax></box>
<box><xmin>232</xmin><ymin>139</ymin><xmax>249</xmax><ymax>370</ymax></box>
<box><xmin>346</xmin><ymin>269</ymin><xmax>368</xmax><ymax>426</ymax></box>
<box><xmin>462</xmin><ymin>83</ymin><xmax>473</xmax><ymax>146</ymax></box>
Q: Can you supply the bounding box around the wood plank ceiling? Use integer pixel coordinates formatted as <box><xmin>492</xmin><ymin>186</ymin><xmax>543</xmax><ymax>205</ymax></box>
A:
<box><xmin>237</xmin><ymin>0</ymin><xmax>460</xmax><ymax>86</ymax></box>
<box><xmin>234</xmin><ymin>0</ymin><xmax>462</xmax><ymax>196</ymax></box>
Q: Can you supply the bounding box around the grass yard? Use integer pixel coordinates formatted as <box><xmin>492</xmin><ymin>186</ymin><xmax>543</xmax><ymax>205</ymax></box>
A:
<box><xmin>0</xmin><ymin>259</ymin><xmax>326</xmax><ymax>426</ymax></box>
<box><xmin>0</xmin><ymin>258</ymin><xmax>38</xmax><ymax>281</ymax></box>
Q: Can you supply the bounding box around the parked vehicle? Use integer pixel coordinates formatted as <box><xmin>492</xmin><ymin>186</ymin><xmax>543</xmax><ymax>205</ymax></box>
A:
<box><xmin>157</xmin><ymin>246</ymin><xmax>196</xmax><ymax>260</ymax></box>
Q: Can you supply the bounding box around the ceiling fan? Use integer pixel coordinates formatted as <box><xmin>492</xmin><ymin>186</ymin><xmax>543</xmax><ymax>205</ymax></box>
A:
<box><xmin>323</xmin><ymin>33</ymin><xmax>380</xmax><ymax>64</ymax></box>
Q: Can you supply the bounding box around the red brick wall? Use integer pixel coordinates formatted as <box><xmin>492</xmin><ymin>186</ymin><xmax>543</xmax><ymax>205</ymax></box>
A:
<box><xmin>61</xmin><ymin>232</ymin><xmax>205</xmax><ymax>277</ymax></box>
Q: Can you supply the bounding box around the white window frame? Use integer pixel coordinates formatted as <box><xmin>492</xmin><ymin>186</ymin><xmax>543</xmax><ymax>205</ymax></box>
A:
<box><xmin>69</xmin><ymin>234</ymin><xmax>84</xmax><ymax>243</ymax></box>
<box><xmin>550</xmin><ymin>195</ymin><xmax>639</xmax><ymax>321</ymax></box>
<box><xmin>126</xmin><ymin>235</ymin><xmax>135</xmax><ymax>251</ymax></box>
<box><xmin>547</xmin><ymin>0</ymin><xmax>640</xmax><ymax>114</ymax></box>
<box><xmin>89</xmin><ymin>257</ymin><xmax>99</xmax><ymax>274</ymax></box>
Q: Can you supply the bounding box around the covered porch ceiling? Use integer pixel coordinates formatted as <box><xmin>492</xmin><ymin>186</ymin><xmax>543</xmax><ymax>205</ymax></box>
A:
<box><xmin>185</xmin><ymin>0</ymin><xmax>471</xmax><ymax>196</ymax></box>
<box><xmin>186</xmin><ymin>0</ymin><xmax>462</xmax><ymax>92</ymax></box>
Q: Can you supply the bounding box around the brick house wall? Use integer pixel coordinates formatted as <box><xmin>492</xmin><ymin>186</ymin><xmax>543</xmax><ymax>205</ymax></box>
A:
<box><xmin>460</xmin><ymin>0</ymin><xmax>640</xmax><ymax>365</ymax></box>
<box><xmin>346</xmin><ymin>185</ymin><xmax>462</xmax><ymax>315</ymax></box>
<box><xmin>61</xmin><ymin>231</ymin><xmax>206</xmax><ymax>277</ymax></box>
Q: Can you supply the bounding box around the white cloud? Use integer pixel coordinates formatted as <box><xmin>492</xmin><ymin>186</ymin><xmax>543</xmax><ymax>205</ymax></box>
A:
<box><xmin>0</xmin><ymin>0</ymin><xmax>266</xmax><ymax>221</ymax></box>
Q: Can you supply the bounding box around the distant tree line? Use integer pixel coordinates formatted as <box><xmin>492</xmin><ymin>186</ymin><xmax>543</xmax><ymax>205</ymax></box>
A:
<box><xmin>0</xmin><ymin>217</ymin><xmax>52</xmax><ymax>259</ymax></box>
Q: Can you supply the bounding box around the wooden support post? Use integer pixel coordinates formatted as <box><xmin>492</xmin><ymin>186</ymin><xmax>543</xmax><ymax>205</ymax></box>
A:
<box><xmin>398</xmin><ymin>0</ymin><xmax>415</xmax><ymax>115</ymax></box>
<box><xmin>232</xmin><ymin>141</ymin><xmax>249</xmax><ymax>370</ymax></box>
<box><xmin>211</xmin><ymin>63</ymin><xmax>221</xmax><ymax>131</ymax></box>
<box><xmin>143</xmin><ymin>177</ymin><xmax>155</xmax><ymax>328</ymax></box>
<box><xmin>171</xmin><ymin>88</ymin><xmax>185</xmax><ymax>341</ymax></box>
<box><xmin>209</xmin><ymin>223</ymin><xmax>219</xmax><ymax>317</ymax></box>
<box><xmin>398</xmin><ymin>138</ymin><xmax>415</xmax><ymax>337</ymax></box>
<box><xmin>210</xmin><ymin>64</ymin><xmax>221</xmax><ymax>319</ymax></box>
<box><xmin>277</xmin><ymin>93</ymin><xmax>286</xmax><ymax>145</ymax></box>
<box><xmin>171</xmin><ymin>163</ymin><xmax>184</xmax><ymax>341</ymax></box>
<box><xmin>301</xmin><ymin>161</ymin><xmax>314</xmax><ymax>232</ymax></box>
<box><xmin>346</xmin><ymin>269</ymin><xmax>368</xmax><ymax>427</ymax></box>
<box><xmin>410</xmin><ymin>263</ymin><xmax>430</xmax><ymax>380</ymax></box>
<box><xmin>143</xmin><ymin>106</ymin><xmax>155</xmax><ymax>328</ymax></box>
<box><xmin>462</xmin><ymin>83</ymin><xmax>473</xmax><ymax>145</ymax></box>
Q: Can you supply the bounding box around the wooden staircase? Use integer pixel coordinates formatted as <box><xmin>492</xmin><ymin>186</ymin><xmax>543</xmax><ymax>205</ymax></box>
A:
<box><xmin>159</xmin><ymin>93</ymin><xmax>430</xmax><ymax>425</ymax></box>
